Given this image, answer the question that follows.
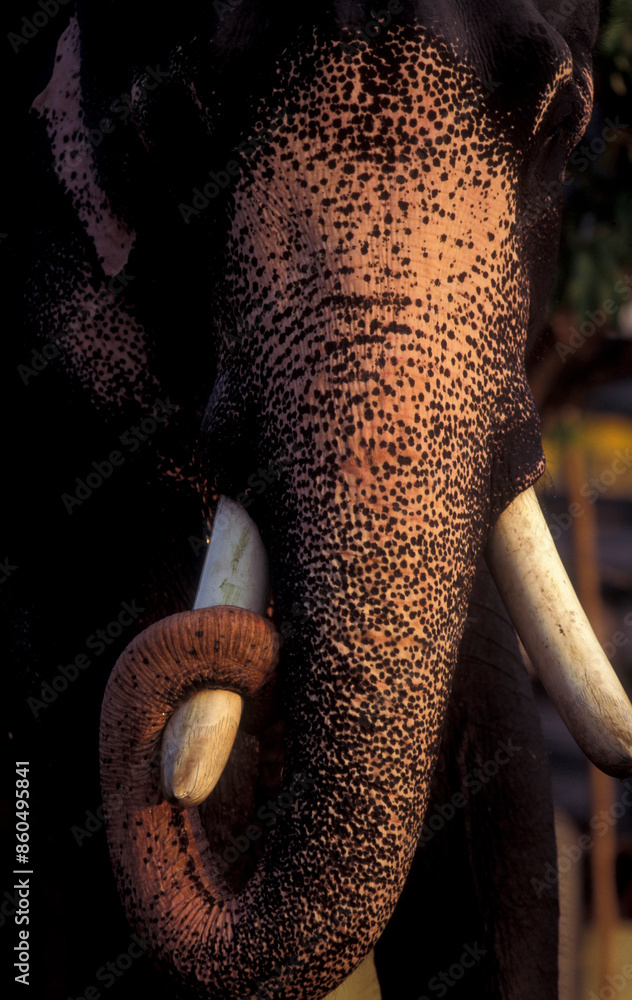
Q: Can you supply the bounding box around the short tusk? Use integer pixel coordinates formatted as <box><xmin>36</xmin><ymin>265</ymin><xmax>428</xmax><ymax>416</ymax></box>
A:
<box><xmin>161</xmin><ymin>689</ymin><xmax>243</xmax><ymax>807</ymax></box>
<box><xmin>486</xmin><ymin>486</ymin><xmax>632</xmax><ymax>779</ymax></box>
<box><xmin>192</xmin><ymin>495</ymin><xmax>269</xmax><ymax>614</ymax></box>
<box><xmin>161</xmin><ymin>496</ymin><xmax>270</xmax><ymax>806</ymax></box>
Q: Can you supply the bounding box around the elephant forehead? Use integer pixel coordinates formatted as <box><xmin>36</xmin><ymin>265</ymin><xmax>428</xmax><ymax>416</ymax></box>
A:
<box><xmin>250</xmin><ymin>41</ymin><xmax>516</xmax><ymax>245</ymax></box>
<box><xmin>228</xmin><ymin>24</ymin><xmax>530</xmax><ymax>379</ymax></box>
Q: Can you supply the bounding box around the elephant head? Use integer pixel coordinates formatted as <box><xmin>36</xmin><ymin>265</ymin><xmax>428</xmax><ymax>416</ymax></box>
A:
<box><xmin>95</xmin><ymin>2</ymin><xmax>632</xmax><ymax>997</ymax></box>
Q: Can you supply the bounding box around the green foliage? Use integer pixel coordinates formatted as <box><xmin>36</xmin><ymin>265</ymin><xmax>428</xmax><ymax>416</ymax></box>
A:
<box><xmin>550</xmin><ymin>3</ymin><xmax>632</xmax><ymax>327</ymax></box>
<box><xmin>599</xmin><ymin>0</ymin><xmax>632</xmax><ymax>94</ymax></box>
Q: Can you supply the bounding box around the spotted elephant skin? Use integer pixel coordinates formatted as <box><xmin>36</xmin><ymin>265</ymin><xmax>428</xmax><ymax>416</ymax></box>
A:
<box><xmin>13</xmin><ymin>1</ymin><xmax>599</xmax><ymax>998</ymax></box>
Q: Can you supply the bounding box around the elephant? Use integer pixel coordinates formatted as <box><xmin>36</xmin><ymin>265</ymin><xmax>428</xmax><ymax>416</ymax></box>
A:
<box><xmin>9</xmin><ymin>0</ymin><xmax>632</xmax><ymax>998</ymax></box>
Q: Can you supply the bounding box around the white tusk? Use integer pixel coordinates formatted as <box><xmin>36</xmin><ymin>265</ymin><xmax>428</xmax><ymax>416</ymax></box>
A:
<box><xmin>486</xmin><ymin>486</ymin><xmax>632</xmax><ymax>778</ymax></box>
<box><xmin>192</xmin><ymin>495</ymin><xmax>269</xmax><ymax>615</ymax></box>
<box><xmin>161</xmin><ymin>689</ymin><xmax>244</xmax><ymax>808</ymax></box>
<box><xmin>161</xmin><ymin>496</ymin><xmax>270</xmax><ymax>806</ymax></box>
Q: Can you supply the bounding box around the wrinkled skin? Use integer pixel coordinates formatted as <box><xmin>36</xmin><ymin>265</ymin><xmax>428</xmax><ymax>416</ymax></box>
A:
<box><xmin>13</xmin><ymin>1</ymin><xmax>600</xmax><ymax>998</ymax></box>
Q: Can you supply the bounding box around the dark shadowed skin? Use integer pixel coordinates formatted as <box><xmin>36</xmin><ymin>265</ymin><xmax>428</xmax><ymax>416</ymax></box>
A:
<box><xmin>21</xmin><ymin>1</ymin><xmax>600</xmax><ymax>998</ymax></box>
<box><xmin>376</xmin><ymin>560</ymin><xmax>561</xmax><ymax>999</ymax></box>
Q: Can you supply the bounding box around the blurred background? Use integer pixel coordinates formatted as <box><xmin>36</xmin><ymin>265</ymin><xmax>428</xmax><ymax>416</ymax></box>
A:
<box><xmin>525</xmin><ymin>1</ymin><xmax>632</xmax><ymax>995</ymax></box>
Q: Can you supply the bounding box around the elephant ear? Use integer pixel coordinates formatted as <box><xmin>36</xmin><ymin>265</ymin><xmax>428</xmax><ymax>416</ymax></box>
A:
<box><xmin>24</xmin><ymin>14</ymin><xmax>164</xmax><ymax>426</ymax></box>
<box><xmin>31</xmin><ymin>16</ymin><xmax>135</xmax><ymax>278</ymax></box>
<box><xmin>21</xmin><ymin>12</ymin><xmax>213</xmax><ymax>490</ymax></box>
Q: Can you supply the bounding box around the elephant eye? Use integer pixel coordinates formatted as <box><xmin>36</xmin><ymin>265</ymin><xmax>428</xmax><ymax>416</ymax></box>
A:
<box><xmin>537</xmin><ymin>81</ymin><xmax>591</xmax><ymax>149</ymax></box>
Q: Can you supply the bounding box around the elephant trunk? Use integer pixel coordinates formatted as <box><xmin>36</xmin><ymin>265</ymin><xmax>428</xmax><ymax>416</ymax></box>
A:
<box><xmin>101</xmin><ymin>355</ymin><xmax>500</xmax><ymax>996</ymax></box>
<box><xmin>100</xmin><ymin>470</ymin><xmax>480</xmax><ymax>999</ymax></box>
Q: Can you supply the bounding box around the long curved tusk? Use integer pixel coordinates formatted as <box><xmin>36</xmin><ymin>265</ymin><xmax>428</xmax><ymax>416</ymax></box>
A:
<box><xmin>161</xmin><ymin>496</ymin><xmax>270</xmax><ymax>806</ymax></box>
<box><xmin>486</xmin><ymin>486</ymin><xmax>632</xmax><ymax>778</ymax></box>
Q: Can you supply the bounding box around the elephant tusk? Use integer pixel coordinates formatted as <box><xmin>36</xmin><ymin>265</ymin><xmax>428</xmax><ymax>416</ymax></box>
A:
<box><xmin>486</xmin><ymin>486</ymin><xmax>632</xmax><ymax>777</ymax></box>
<box><xmin>191</xmin><ymin>495</ymin><xmax>270</xmax><ymax>614</ymax></box>
<box><xmin>486</xmin><ymin>486</ymin><xmax>632</xmax><ymax>779</ymax></box>
<box><xmin>161</xmin><ymin>496</ymin><xmax>270</xmax><ymax>807</ymax></box>
<box><xmin>160</xmin><ymin>688</ymin><xmax>244</xmax><ymax>807</ymax></box>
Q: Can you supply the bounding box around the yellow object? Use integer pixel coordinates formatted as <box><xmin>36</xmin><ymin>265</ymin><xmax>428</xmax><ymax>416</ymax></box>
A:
<box><xmin>325</xmin><ymin>950</ymin><xmax>382</xmax><ymax>1000</ymax></box>
<box><xmin>581</xmin><ymin>921</ymin><xmax>632</xmax><ymax>999</ymax></box>
<box><xmin>541</xmin><ymin>414</ymin><xmax>632</xmax><ymax>502</ymax></box>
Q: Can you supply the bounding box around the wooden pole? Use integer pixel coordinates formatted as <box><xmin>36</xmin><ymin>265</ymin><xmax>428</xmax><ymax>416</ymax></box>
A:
<box><xmin>562</xmin><ymin>409</ymin><xmax>619</xmax><ymax>988</ymax></box>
